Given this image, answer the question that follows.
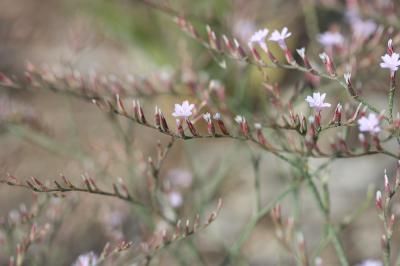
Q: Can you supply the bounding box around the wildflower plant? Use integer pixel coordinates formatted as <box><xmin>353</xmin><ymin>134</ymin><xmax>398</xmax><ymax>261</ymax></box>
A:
<box><xmin>1</xmin><ymin>0</ymin><xmax>400</xmax><ymax>265</ymax></box>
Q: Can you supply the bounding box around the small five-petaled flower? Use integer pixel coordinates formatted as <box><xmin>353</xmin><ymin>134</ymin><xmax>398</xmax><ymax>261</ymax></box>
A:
<box><xmin>248</xmin><ymin>28</ymin><xmax>269</xmax><ymax>51</ymax></box>
<box><xmin>358</xmin><ymin>113</ymin><xmax>381</xmax><ymax>134</ymax></box>
<box><xmin>172</xmin><ymin>100</ymin><xmax>195</xmax><ymax>118</ymax></box>
<box><xmin>269</xmin><ymin>27</ymin><xmax>292</xmax><ymax>49</ymax></box>
<box><xmin>380</xmin><ymin>52</ymin><xmax>400</xmax><ymax>77</ymax></box>
<box><xmin>305</xmin><ymin>92</ymin><xmax>331</xmax><ymax>112</ymax></box>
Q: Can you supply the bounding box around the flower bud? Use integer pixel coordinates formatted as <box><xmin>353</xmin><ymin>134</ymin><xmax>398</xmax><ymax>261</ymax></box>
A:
<box><xmin>376</xmin><ymin>190</ymin><xmax>382</xmax><ymax>211</ymax></box>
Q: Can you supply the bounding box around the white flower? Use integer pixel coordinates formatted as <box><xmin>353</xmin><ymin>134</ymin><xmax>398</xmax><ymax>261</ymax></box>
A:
<box><xmin>358</xmin><ymin>113</ymin><xmax>381</xmax><ymax>134</ymax></box>
<box><xmin>376</xmin><ymin>190</ymin><xmax>382</xmax><ymax>202</ymax></box>
<box><xmin>305</xmin><ymin>92</ymin><xmax>331</xmax><ymax>112</ymax></box>
<box><xmin>317</xmin><ymin>31</ymin><xmax>344</xmax><ymax>48</ymax></box>
<box><xmin>209</xmin><ymin>79</ymin><xmax>222</xmax><ymax>90</ymax></box>
<box><xmin>355</xmin><ymin>259</ymin><xmax>383</xmax><ymax>266</ymax></box>
<box><xmin>380</xmin><ymin>53</ymin><xmax>400</xmax><ymax>76</ymax></box>
<box><xmin>296</xmin><ymin>47</ymin><xmax>306</xmax><ymax>58</ymax></box>
<box><xmin>344</xmin><ymin>72</ymin><xmax>351</xmax><ymax>84</ymax></box>
<box><xmin>269</xmin><ymin>27</ymin><xmax>292</xmax><ymax>49</ymax></box>
<box><xmin>248</xmin><ymin>28</ymin><xmax>269</xmax><ymax>51</ymax></box>
<box><xmin>168</xmin><ymin>191</ymin><xmax>183</xmax><ymax>208</ymax></box>
<box><xmin>254</xmin><ymin>123</ymin><xmax>262</xmax><ymax>129</ymax></box>
<box><xmin>72</xmin><ymin>252</ymin><xmax>98</xmax><ymax>266</ymax></box>
<box><xmin>314</xmin><ymin>257</ymin><xmax>323</xmax><ymax>266</ymax></box>
<box><xmin>213</xmin><ymin>112</ymin><xmax>221</xmax><ymax>120</ymax></box>
<box><xmin>172</xmin><ymin>100</ymin><xmax>195</xmax><ymax>118</ymax></box>
<box><xmin>352</xmin><ymin>19</ymin><xmax>377</xmax><ymax>39</ymax></box>
<box><xmin>233</xmin><ymin>19</ymin><xmax>257</xmax><ymax>42</ymax></box>
<box><xmin>203</xmin><ymin>112</ymin><xmax>212</xmax><ymax>122</ymax></box>
<box><xmin>235</xmin><ymin>115</ymin><xmax>245</xmax><ymax>124</ymax></box>
<box><xmin>319</xmin><ymin>52</ymin><xmax>329</xmax><ymax>62</ymax></box>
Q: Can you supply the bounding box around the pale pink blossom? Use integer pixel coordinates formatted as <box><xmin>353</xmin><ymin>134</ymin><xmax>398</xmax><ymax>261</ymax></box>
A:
<box><xmin>358</xmin><ymin>113</ymin><xmax>381</xmax><ymax>134</ymax></box>
<box><xmin>233</xmin><ymin>19</ymin><xmax>257</xmax><ymax>43</ymax></box>
<box><xmin>380</xmin><ymin>53</ymin><xmax>400</xmax><ymax>77</ymax></box>
<box><xmin>352</xmin><ymin>19</ymin><xmax>377</xmax><ymax>39</ymax></box>
<box><xmin>248</xmin><ymin>28</ymin><xmax>269</xmax><ymax>51</ymax></box>
<box><xmin>317</xmin><ymin>31</ymin><xmax>344</xmax><ymax>48</ymax></box>
<box><xmin>355</xmin><ymin>259</ymin><xmax>382</xmax><ymax>266</ymax></box>
<box><xmin>166</xmin><ymin>169</ymin><xmax>193</xmax><ymax>188</ymax></box>
<box><xmin>72</xmin><ymin>252</ymin><xmax>98</xmax><ymax>266</ymax></box>
<box><xmin>269</xmin><ymin>27</ymin><xmax>291</xmax><ymax>49</ymax></box>
<box><xmin>168</xmin><ymin>191</ymin><xmax>183</xmax><ymax>208</ymax></box>
<box><xmin>172</xmin><ymin>100</ymin><xmax>195</xmax><ymax>118</ymax></box>
<box><xmin>305</xmin><ymin>92</ymin><xmax>331</xmax><ymax>112</ymax></box>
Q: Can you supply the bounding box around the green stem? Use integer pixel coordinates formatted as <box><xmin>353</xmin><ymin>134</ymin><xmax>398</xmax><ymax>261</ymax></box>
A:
<box><xmin>304</xmin><ymin>167</ymin><xmax>349</xmax><ymax>266</ymax></box>
<box><xmin>221</xmin><ymin>181</ymin><xmax>301</xmax><ymax>265</ymax></box>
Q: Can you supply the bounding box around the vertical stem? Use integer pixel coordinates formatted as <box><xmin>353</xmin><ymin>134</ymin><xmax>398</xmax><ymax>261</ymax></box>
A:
<box><xmin>252</xmin><ymin>155</ymin><xmax>262</xmax><ymax>212</ymax></box>
<box><xmin>388</xmin><ymin>76</ymin><xmax>396</xmax><ymax>123</ymax></box>
<box><xmin>221</xmin><ymin>182</ymin><xmax>299</xmax><ymax>265</ymax></box>
<box><xmin>383</xmin><ymin>208</ymin><xmax>392</xmax><ymax>266</ymax></box>
<box><xmin>300</xmin><ymin>0</ymin><xmax>320</xmax><ymax>53</ymax></box>
<box><xmin>303</xmin><ymin>162</ymin><xmax>349</xmax><ymax>266</ymax></box>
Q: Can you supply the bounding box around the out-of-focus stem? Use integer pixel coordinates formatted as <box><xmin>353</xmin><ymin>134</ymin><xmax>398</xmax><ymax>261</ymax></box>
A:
<box><xmin>300</xmin><ymin>0</ymin><xmax>320</xmax><ymax>52</ymax></box>
<box><xmin>251</xmin><ymin>154</ymin><xmax>262</xmax><ymax>212</ymax></box>
<box><xmin>303</xmin><ymin>163</ymin><xmax>349</xmax><ymax>266</ymax></box>
<box><xmin>388</xmin><ymin>77</ymin><xmax>396</xmax><ymax>123</ymax></box>
<box><xmin>221</xmin><ymin>181</ymin><xmax>301</xmax><ymax>265</ymax></box>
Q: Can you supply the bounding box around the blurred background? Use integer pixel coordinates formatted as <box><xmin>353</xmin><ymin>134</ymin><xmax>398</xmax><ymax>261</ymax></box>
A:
<box><xmin>0</xmin><ymin>0</ymin><xmax>398</xmax><ymax>265</ymax></box>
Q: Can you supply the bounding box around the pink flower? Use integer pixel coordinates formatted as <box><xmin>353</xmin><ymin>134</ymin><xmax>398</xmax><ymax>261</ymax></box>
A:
<box><xmin>248</xmin><ymin>28</ymin><xmax>269</xmax><ymax>52</ymax></box>
<box><xmin>269</xmin><ymin>27</ymin><xmax>291</xmax><ymax>49</ymax></box>
<box><xmin>352</xmin><ymin>19</ymin><xmax>377</xmax><ymax>39</ymax></box>
<box><xmin>355</xmin><ymin>259</ymin><xmax>382</xmax><ymax>266</ymax></box>
<box><xmin>168</xmin><ymin>191</ymin><xmax>183</xmax><ymax>208</ymax></box>
<box><xmin>380</xmin><ymin>53</ymin><xmax>400</xmax><ymax>77</ymax></box>
<box><xmin>73</xmin><ymin>252</ymin><xmax>98</xmax><ymax>266</ymax></box>
<box><xmin>358</xmin><ymin>113</ymin><xmax>381</xmax><ymax>134</ymax></box>
<box><xmin>172</xmin><ymin>100</ymin><xmax>195</xmax><ymax>118</ymax></box>
<box><xmin>305</xmin><ymin>92</ymin><xmax>331</xmax><ymax>112</ymax></box>
<box><xmin>317</xmin><ymin>31</ymin><xmax>344</xmax><ymax>48</ymax></box>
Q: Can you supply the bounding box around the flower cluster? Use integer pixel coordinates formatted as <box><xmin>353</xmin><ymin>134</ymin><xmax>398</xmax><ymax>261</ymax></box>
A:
<box><xmin>248</xmin><ymin>27</ymin><xmax>292</xmax><ymax>51</ymax></box>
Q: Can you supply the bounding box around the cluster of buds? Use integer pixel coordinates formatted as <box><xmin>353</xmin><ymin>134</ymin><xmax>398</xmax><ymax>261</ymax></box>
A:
<box><xmin>375</xmin><ymin>164</ymin><xmax>400</xmax><ymax>264</ymax></box>
<box><xmin>154</xmin><ymin>106</ymin><xmax>169</xmax><ymax>132</ymax></box>
<box><xmin>283</xmin><ymin>111</ymin><xmax>307</xmax><ymax>135</ymax></box>
<box><xmin>2</xmin><ymin>197</ymin><xmax>39</xmax><ymax>228</ymax></box>
<box><xmin>206</xmin><ymin>25</ymin><xmax>221</xmax><ymax>51</ymax></box>
<box><xmin>270</xmin><ymin>205</ymin><xmax>308</xmax><ymax>265</ymax></box>
<box><xmin>19</xmin><ymin>62</ymin><xmax>182</xmax><ymax>103</ymax></box>
<box><xmin>329</xmin><ymin>133</ymin><xmax>351</xmax><ymax>156</ymax></box>
<box><xmin>97</xmin><ymin>241</ymin><xmax>133</xmax><ymax>262</ymax></box>
<box><xmin>176</xmin><ymin>16</ymin><xmax>248</xmax><ymax>61</ymax></box>
<box><xmin>10</xmin><ymin>224</ymin><xmax>50</xmax><ymax>266</ymax></box>
<box><xmin>140</xmin><ymin>199</ymin><xmax>222</xmax><ymax>254</ymax></box>
<box><xmin>1</xmin><ymin>174</ymin><xmax>134</xmax><ymax>203</ymax></box>
<box><xmin>221</xmin><ymin>35</ymin><xmax>246</xmax><ymax>59</ymax></box>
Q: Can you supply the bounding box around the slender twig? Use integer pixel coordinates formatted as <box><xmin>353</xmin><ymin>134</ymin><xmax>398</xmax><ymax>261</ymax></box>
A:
<box><xmin>221</xmin><ymin>181</ymin><xmax>301</xmax><ymax>265</ymax></box>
